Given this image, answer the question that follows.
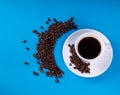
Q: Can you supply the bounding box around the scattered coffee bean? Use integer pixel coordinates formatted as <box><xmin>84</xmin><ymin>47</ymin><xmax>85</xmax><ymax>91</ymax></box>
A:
<box><xmin>70</xmin><ymin>17</ymin><xmax>74</xmax><ymax>21</ymax></box>
<box><xmin>69</xmin><ymin>63</ymin><xmax>72</xmax><ymax>66</ymax></box>
<box><xmin>46</xmin><ymin>21</ymin><xmax>49</xmax><ymax>24</ymax></box>
<box><xmin>48</xmin><ymin>18</ymin><xmax>51</xmax><ymax>21</ymax></box>
<box><xmin>23</xmin><ymin>40</ymin><xmax>27</xmax><ymax>43</ymax></box>
<box><xmin>68</xmin><ymin>44</ymin><xmax>90</xmax><ymax>73</ymax></box>
<box><xmin>26</xmin><ymin>47</ymin><xmax>30</xmax><ymax>50</ymax></box>
<box><xmin>24</xmin><ymin>62</ymin><xmax>29</xmax><ymax>65</ymax></box>
<box><xmin>55</xmin><ymin>79</ymin><xmax>59</xmax><ymax>83</ymax></box>
<box><xmin>40</xmin><ymin>26</ymin><xmax>44</xmax><ymax>29</ymax></box>
<box><xmin>40</xmin><ymin>69</ymin><xmax>44</xmax><ymax>73</ymax></box>
<box><xmin>33</xmin><ymin>71</ymin><xmax>39</xmax><ymax>76</ymax></box>
<box><xmin>37</xmin><ymin>61</ymin><xmax>40</xmax><ymax>64</ymax></box>
<box><xmin>53</xmin><ymin>18</ymin><xmax>57</xmax><ymax>23</ymax></box>
<box><xmin>46</xmin><ymin>18</ymin><xmax>51</xmax><ymax>24</ymax></box>
<box><xmin>32</xmin><ymin>30</ymin><xmax>40</xmax><ymax>35</ymax></box>
<box><xmin>74</xmin><ymin>67</ymin><xmax>77</xmax><ymax>69</ymax></box>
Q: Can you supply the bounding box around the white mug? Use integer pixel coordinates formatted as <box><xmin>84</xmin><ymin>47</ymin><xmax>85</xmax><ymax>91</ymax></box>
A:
<box><xmin>75</xmin><ymin>32</ymin><xmax>105</xmax><ymax>63</ymax></box>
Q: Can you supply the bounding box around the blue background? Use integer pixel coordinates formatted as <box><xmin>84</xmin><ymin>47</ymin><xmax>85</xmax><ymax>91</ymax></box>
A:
<box><xmin>0</xmin><ymin>0</ymin><xmax>120</xmax><ymax>95</ymax></box>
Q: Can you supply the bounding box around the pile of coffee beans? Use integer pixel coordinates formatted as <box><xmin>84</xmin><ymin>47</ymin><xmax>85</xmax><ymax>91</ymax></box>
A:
<box><xmin>68</xmin><ymin>44</ymin><xmax>90</xmax><ymax>73</ymax></box>
<box><xmin>32</xmin><ymin>18</ymin><xmax>77</xmax><ymax>82</ymax></box>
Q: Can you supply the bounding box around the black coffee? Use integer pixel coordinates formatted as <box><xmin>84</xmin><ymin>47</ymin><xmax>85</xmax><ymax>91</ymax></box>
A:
<box><xmin>78</xmin><ymin>37</ymin><xmax>101</xmax><ymax>59</ymax></box>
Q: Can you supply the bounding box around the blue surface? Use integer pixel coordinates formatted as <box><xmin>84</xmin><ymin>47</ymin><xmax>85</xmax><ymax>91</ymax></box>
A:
<box><xmin>0</xmin><ymin>0</ymin><xmax>120</xmax><ymax>95</ymax></box>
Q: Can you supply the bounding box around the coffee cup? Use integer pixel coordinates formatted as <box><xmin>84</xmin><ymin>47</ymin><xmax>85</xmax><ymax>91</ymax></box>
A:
<box><xmin>75</xmin><ymin>31</ymin><xmax>105</xmax><ymax>62</ymax></box>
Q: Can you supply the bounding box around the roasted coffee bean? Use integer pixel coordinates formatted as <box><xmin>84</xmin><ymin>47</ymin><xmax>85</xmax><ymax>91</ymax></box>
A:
<box><xmin>32</xmin><ymin>30</ymin><xmax>39</xmax><ymax>34</ymax></box>
<box><xmin>24</xmin><ymin>62</ymin><xmax>29</xmax><ymax>65</ymax></box>
<box><xmin>48</xmin><ymin>18</ymin><xmax>51</xmax><ymax>21</ymax></box>
<box><xmin>68</xmin><ymin>44</ymin><xmax>90</xmax><ymax>73</ymax></box>
<box><xmin>46</xmin><ymin>21</ymin><xmax>49</xmax><ymax>24</ymax></box>
<box><xmin>46</xmin><ymin>18</ymin><xmax>51</xmax><ymax>24</ymax></box>
<box><xmin>33</xmin><ymin>71</ymin><xmax>39</xmax><ymax>76</ymax></box>
<box><xmin>53</xmin><ymin>18</ymin><xmax>57</xmax><ymax>23</ymax></box>
<box><xmin>55</xmin><ymin>79</ymin><xmax>59</xmax><ymax>83</ymax></box>
<box><xmin>26</xmin><ymin>47</ymin><xmax>30</xmax><ymax>50</ymax></box>
<box><xmin>46</xmin><ymin>71</ymin><xmax>52</xmax><ymax>76</ymax></box>
<box><xmin>40</xmin><ymin>26</ymin><xmax>44</xmax><ymax>29</ymax></box>
<box><xmin>74</xmin><ymin>67</ymin><xmax>77</xmax><ymax>69</ymax></box>
<box><xmin>23</xmin><ymin>40</ymin><xmax>27</xmax><ymax>43</ymax></box>
<box><xmin>69</xmin><ymin>63</ymin><xmax>72</xmax><ymax>66</ymax></box>
<box><xmin>40</xmin><ymin>69</ymin><xmax>43</xmax><ymax>73</ymax></box>
<box><xmin>32</xmin><ymin>30</ymin><xmax>40</xmax><ymax>37</ymax></box>
<box><xmin>70</xmin><ymin>17</ymin><xmax>74</xmax><ymax>21</ymax></box>
<box><xmin>37</xmin><ymin>61</ymin><xmax>40</xmax><ymax>64</ymax></box>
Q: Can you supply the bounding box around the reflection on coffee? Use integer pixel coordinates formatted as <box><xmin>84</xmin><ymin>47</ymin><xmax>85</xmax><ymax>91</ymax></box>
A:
<box><xmin>78</xmin><ymin>37</ymin><xmax>101</xmax><ymax>59</ymax></box>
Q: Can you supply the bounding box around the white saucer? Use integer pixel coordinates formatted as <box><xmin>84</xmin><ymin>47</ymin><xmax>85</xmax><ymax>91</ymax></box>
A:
<box><xmin>62</xmin><ymin>29</ymin><xmax>113</xmax><ymax>78</ymax></box>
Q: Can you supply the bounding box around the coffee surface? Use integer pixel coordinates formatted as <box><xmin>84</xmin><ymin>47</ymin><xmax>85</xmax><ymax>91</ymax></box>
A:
<box><xmin>78</xmin><ymin>37</ymin><xmax>101</xmax><ymax>59</ymax></box>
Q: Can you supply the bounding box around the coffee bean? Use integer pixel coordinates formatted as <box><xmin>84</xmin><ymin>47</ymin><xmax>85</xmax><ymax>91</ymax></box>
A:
<box><xmin>70</xmin><ymin>17</ymin><xmax>74</xmax><ymax>21</ymax></box>
<box><xmin>53</xmin><ymin>18</ymin><xmax>57</xmax><ymax>23</ymax></box>
<box><xmin>46</xmin><ymin>72</ymin><xmax>50</xmax><ymax>76</ymax></box>
<box><xmin>37</xmin><ymin>61</ymin><xmax>40</xmax><ymax>64</ymax></box>
<box><xmin>24</xmin><ymin>62</ymin><xmax>29</xmax><ymax>65</ymax></box>
<box><xmin>40</xmin><ymin>69</ymin><xmax>44</xmax><ymax>73</ymax></box>
<box><xmin>69</xmin><ymin>63</ymin><xmax>72</xmax><ymax>66</ymax></box>
<box><xmin>74</xmin><ymin>67</ymin><xmax>77</xmax><ymax>69</ymax></box>
<box><xmin>46</xmin><ymin>21</ymin><xmax>49</xmax><ymax>24</ymax></box>
<box><xmin>55</xmin><ymin>79</ymin><xmax>59</xmax><ymax>83</ymax></box>
<box><xmin>48</xmin><ymin>18</ymin><xmax>51</xmax><ymax>21</ymax></box>
<box><xmin>23</xmin><ymin>40</ymin><xmax>27</xmax><ymax>43</ymax></box>
<box><xmin>40</xmin><ymin>26</ymin><xmax>44</xmax><ymax>29</ymax></box>
<box><xmin>26</xmin><ymin>47</ymin><xmax>30</xmax><ymax>50</ymax></box>
<box><xmin>32</xmin><ymin>30</ymin><xmax>40</xmax><ymax>35</ymax></box>
<box><xmin>33</xmin><ymin>71</ymin><xmax>39</xmax><ymax>76</ymax></box>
